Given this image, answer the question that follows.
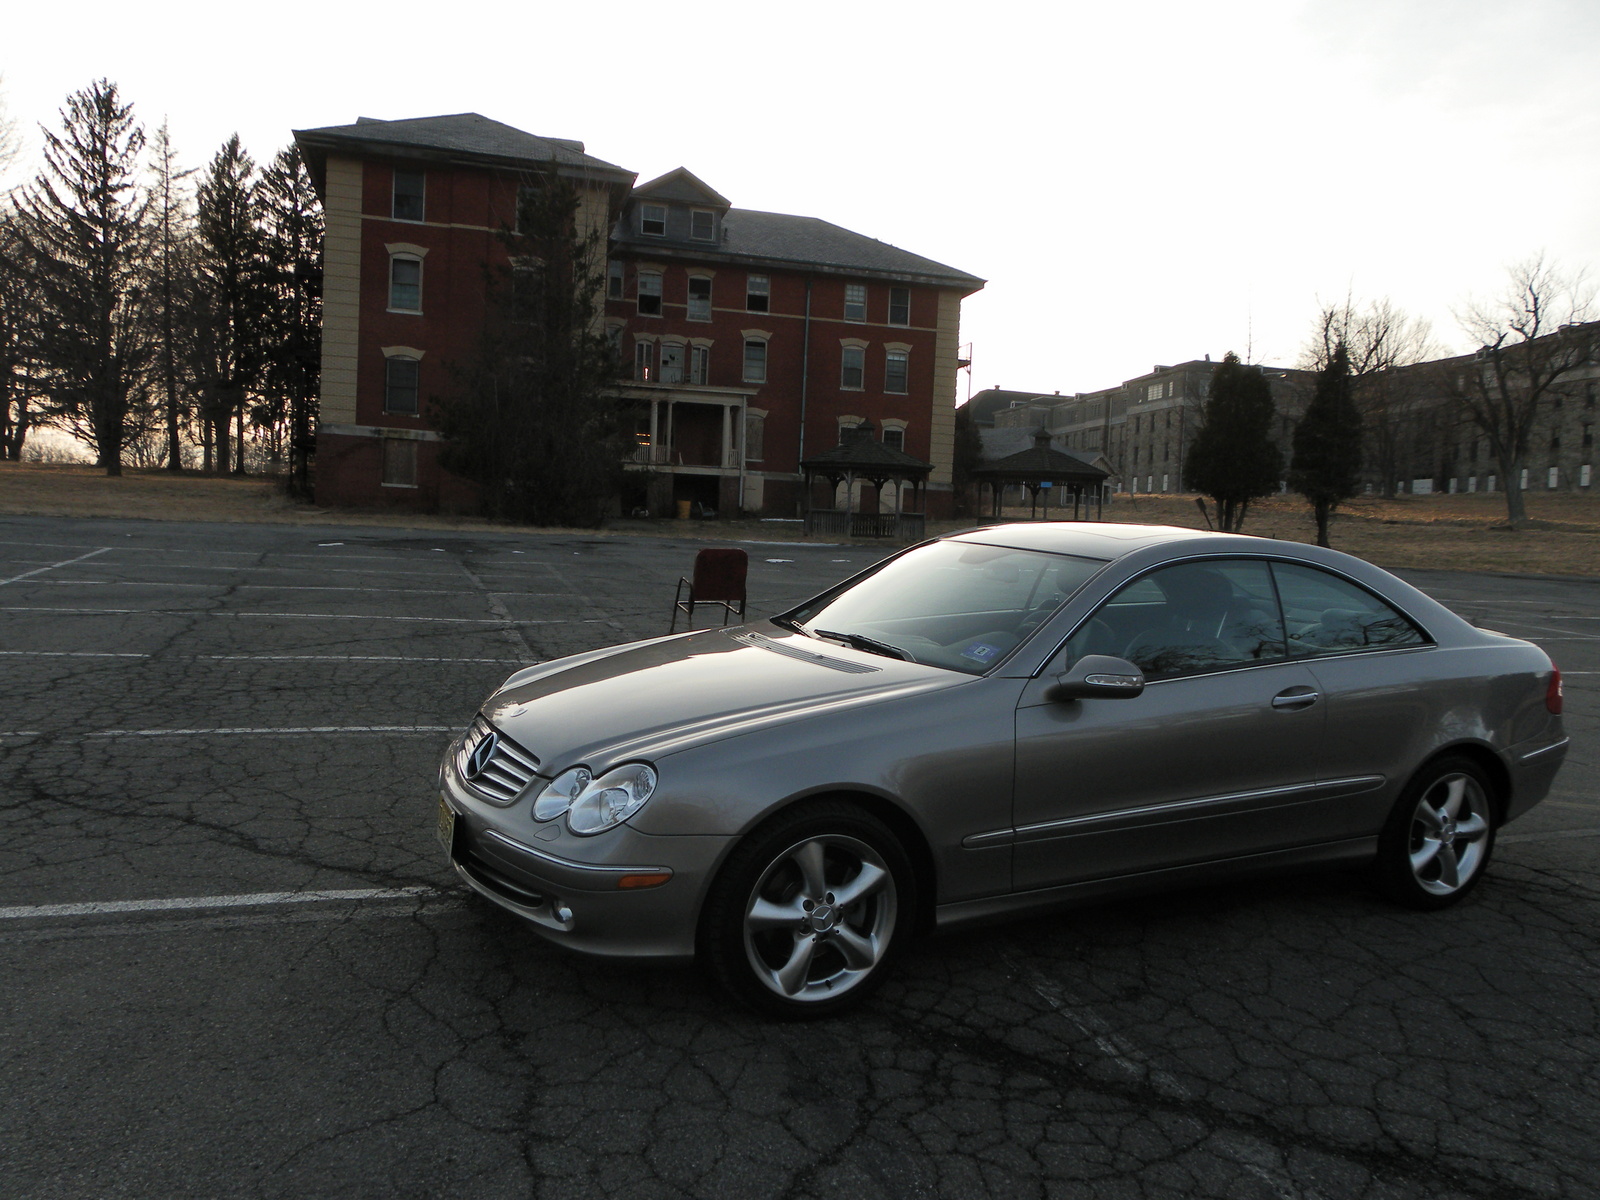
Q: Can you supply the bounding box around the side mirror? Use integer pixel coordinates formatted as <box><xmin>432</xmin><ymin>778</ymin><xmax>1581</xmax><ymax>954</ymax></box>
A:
<box><xmin>1045</xmin><ymin>654</ymin><xmax>1145</xmax><ymax>702</ymax></box>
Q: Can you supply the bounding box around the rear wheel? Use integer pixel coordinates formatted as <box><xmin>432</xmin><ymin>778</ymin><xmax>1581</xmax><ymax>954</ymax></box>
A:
<box><xmin>1372</xmin><ymin>755</ymin><xmax>1497</xmax><ymax>910</ymax></box>
<box><xmin>701</xmin><ymin>802</ymin><xmax>915</xmax><ymax>1018</ymax></box>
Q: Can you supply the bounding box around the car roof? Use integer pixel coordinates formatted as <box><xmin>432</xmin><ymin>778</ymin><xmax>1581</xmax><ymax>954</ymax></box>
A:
<box><xmin>946</xmin><ymin>522</ymin><xmax>1224</xmax><ymax>559</ymax></box>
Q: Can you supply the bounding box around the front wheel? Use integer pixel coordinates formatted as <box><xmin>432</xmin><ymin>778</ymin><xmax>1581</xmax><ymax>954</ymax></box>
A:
<box><xmin>1372</xmin><ymin>756</ymin><xmax>1497</xmax><ymax>910</ymax></box>
<box><xmin>701</xmin><ymin>802</ymin><xmax>915</xmax><ymax>1018</ymax></box>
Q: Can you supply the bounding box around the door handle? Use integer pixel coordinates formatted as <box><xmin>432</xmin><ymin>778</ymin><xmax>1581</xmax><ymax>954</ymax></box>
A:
<box><xmin>1272</xmin><ymin>688</ymin><xmax>1320</xmax><ymax>710</ymax></box>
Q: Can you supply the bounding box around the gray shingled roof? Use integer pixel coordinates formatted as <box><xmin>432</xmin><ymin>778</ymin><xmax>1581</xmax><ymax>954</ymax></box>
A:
<box><xmin>976</xmin><ymin>429</ymin><xmax>1106</xmax><ymax>480</ymax></box>
<box><xmin>634</xmin><ymin>167</ymin><xmax>730</xmax><ymax>207</ymax></box>
<box><xmin>802</xmin><ymin>427</ymin><xmax>933</xmax><ymax>476</ymax></box>
<box><xmin>292</xmin><ymin>113</ymin><xmax>633</xmax><ymax>178</ymax></box>
<box><xmin>615</xmin><ymin>207</ymin><xmax>982</xmax><ymax>287</ymax></box>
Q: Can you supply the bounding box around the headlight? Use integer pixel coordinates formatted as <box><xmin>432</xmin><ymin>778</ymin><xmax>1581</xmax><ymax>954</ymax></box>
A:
<box><xmin>555</xmin><ymin>762</ymin><xmax>658</xmax><ymax>836</ymax></box>
<box><xmin>534</xmin><ymin>767</ymin><xmax>590</xmax><ymax>822</ymax></box>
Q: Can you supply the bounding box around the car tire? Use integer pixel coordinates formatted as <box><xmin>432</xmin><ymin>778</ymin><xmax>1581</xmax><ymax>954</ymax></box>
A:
<box><xmin>700</xmin><ymin>801</ymin><xmax>916</xmax><ymax>1019</ymax></box>
<box><xmin>1371</xmin><ymin>755</ymin><xmax>1498</xmax><ymax>910</ymax></box>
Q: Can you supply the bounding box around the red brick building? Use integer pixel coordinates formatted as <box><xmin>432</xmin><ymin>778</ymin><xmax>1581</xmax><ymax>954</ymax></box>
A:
<box><xmin>293</xmin><ymin>114</ymin><xmax>983</xmax><ymax>517</ymax></box>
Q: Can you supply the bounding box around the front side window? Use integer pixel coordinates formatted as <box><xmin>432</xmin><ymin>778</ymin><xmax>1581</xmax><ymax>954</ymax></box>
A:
<box><xmin>743</xmin><ymin>339</ymin><xmax>767</xmax><ymax>384</ymax></box>
<box><xmin>1065</xmin><ymin>560</ymin><xmax>1286</xmax><ymax>680</ymax></box>
<box><xmin>392</xmin><ymin>170</ymin><xmax>425</xmax><ymax>222</ymax></box>
<box><xmin>889</xmin><ymin>287</ymin><xmax>910</xmax><ymax>326</ymax></box>
<box><xmin>841</xmin><ymin>346</ymin><xmax>865</xmax><ymax>389</ymax></box>
<box><xmin>883</xmin><ymin>426</ymin><xmax>905</xmax><ymax>451</ymax></box>
<box><xmin>690</xmin><ymin>209</ymin><xmax>715</xmax><ymax>240</ymax></box>
<box><xmin>844</xmin><ymin>283</ymin><xmax>866</xmax><ymax>322</ymax></box>
<box><xmin>634</xmin><ymin>341</ymin><xmax>654</xmax><ymax>382</ymax></box>
<box><xmin>389</xmin><ymin>257</ymin><xmax>421</xmax><ymax>311</ymax></box>
<box><xmin>641</xmin><ymin>204</ymin><xmax>667</xmax><ymax>236</ymax></box>
<box><xmin>690</xmin><ymin>345</ymin><xmax>710</xmax><ymax>386</ymax></box>
<box><xmin>747</xmin><ymin>275</ymin><xmax>770</xmax><ymax>312</ymax></box>
<box><xmin>384</xmin><ymin>356</ymin><xmax>419</xmax><ymax>414</ymax></box>
<box><xmin>1273</xmin><ymin>562</ymin><xmax>1427</xmax><ymax>655</ymax></box>
<box><xmin>688</xmin><ymin>276</ymin><xmax>711</xmax><ymax>321</ymax></box>
<box><xmin>745</xmin><ymin>410</ymin><xmax>765</xmax><ymax>461</ymax></box>
<box><xmin>607</xmin><ymin>261</ymin><xmax>624</xmax><ymax>300</ymax></box>
<box><xmin>637</xmin><ymin>271</ymin><xmax>662</xmax><ymax>316</ymax></box>
<box><xmin>885</xmin><ymin>350</ymin><xmax>909</xmax><ymax>394</ymax></box>
<box><xmin>661</xmin><ymin>342</ymin><xmax>686</xmax><ymax>384</ymax></box>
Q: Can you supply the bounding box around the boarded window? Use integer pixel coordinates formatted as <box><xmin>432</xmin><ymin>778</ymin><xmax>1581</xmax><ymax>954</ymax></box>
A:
<box><xmin>382</xmin><ymin>439</ymin><xmax>417</xmax><ymax>488</ymax></box>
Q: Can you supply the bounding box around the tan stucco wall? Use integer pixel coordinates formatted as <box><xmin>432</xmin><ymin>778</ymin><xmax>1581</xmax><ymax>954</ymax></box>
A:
<box><xmin>929</xmin><ymin>290</ymin><xmax>963</xmax><ymax>486</ymax></box>
<box><xmin>318</xmin><ymin>156</ymin><xmax>363</xmax><ymax>425</ymax></box>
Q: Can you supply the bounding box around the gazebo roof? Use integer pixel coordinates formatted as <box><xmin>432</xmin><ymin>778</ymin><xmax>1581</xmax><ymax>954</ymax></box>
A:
<box><xmin>802</xmin><ymin>422</ymin><xmax>932</xmax><ymax>479</ymax></box>
<box><xmin>973</xmin><ymin>429</ymin><xmax>1108</xmax><ymax>484</ymax></box>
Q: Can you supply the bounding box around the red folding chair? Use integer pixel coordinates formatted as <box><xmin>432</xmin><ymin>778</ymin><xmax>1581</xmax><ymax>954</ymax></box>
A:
<box><xmin>671</xmin><ymin>548</ymin><xmax>748</xmax><ymax>632</ymax></box>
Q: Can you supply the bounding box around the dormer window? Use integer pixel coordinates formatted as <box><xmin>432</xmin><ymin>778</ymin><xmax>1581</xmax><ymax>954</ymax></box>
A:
<box><xmin>641</xmin><ymin>204</ymin><xmax>667</xmax><ymax>236</ymax></box>
<box><xmin>690</xmin><ymin>210</ymin><xmax>715</xmax><ymax>241</ymax></box>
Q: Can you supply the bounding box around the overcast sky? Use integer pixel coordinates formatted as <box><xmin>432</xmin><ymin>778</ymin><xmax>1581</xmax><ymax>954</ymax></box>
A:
<box><xmin>5</xmin><ymin>0</ymin><xmax>1598</xmax><ymax>400</ymax></box>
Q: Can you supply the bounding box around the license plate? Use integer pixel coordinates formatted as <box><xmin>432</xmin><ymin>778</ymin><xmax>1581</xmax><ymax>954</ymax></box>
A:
<box><xmin>436</xmin><ymin>796</ymin><xmax>457</xmax><ymax>861</ymax></box>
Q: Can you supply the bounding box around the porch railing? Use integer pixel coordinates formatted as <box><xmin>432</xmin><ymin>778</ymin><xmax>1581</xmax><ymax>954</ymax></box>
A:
<box><xmin>803</xmin><ymin>510</ymin><xmax>926</xmax><ymax>540</ymax></box>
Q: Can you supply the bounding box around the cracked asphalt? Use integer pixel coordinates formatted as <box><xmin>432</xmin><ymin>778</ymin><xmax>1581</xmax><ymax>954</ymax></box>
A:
<box><xmin>2</xmin><ymin>514</ymin><xmax>1598</xmax><ymax>1199</ymax></box>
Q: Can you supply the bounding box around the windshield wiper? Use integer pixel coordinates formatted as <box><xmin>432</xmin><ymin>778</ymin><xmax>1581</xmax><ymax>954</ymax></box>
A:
<box><xmin>815</xmin><ymin>630</ymin><xmax>911</xmax><ymax>661</ymax></box>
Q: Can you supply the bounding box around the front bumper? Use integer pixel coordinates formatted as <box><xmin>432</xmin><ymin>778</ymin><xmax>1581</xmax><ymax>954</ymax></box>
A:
<box><xmin>439</xmin><ymin>777</ymin><xmax>733</xmax><ymax>961</ymax></box>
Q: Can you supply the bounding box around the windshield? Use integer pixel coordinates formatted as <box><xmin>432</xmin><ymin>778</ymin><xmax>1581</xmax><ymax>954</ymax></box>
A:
<box><xmin>785</xmin><ymin>540</ymin><xmax>1105</xmax><ymax>674</ymax></box>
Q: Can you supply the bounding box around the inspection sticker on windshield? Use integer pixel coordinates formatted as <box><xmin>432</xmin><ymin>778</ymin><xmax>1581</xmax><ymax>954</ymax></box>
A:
<box><xmin>961</xmin><ymin>642</ymin><xmax>1003</xmax><ymax>664</ymax></box>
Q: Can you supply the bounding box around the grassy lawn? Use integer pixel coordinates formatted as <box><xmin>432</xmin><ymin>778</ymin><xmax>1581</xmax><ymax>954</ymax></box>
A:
<box><xmin>5</xmin><ymin>460</ymin><xmax>1600</xmax><ymax>576</ymax></box>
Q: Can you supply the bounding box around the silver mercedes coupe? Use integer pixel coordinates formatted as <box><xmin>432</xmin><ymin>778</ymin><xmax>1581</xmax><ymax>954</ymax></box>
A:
<box><xmin>436</xmin><ymin>524</ymin><xmax>1567</xmax><ymax>1017</ymax></box>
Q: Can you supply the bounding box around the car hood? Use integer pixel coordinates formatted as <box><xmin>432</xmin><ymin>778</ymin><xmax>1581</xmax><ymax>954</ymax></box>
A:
<box><xmin>482</xmin><ymin>623</ymin><xmax>964</xmax><ymax>773</ymax></box>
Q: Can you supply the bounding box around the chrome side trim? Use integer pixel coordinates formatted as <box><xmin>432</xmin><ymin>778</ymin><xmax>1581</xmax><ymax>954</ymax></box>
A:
<box><xmin>480</xmin><ymin>828</ymin><xmax>673</xmax><ymax>881</ymax></box>
<box><xmin>1519</xmin><ymin>737</ymin><xmax>1570</xmax><ymax>761</ymax></box>
<box><xmin>961</xmin><ymin>775</ymin><xmax>1386</xmax><ymax>849</ymax></box>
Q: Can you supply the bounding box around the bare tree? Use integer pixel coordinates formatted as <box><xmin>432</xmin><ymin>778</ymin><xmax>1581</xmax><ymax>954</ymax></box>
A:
<box><xmin>1303</xmin><ymin>297</ymin><xmax>1436</xmax><ymax>497</ymax></box>
<box><xmin>0</xmin><ymin>74</ymin><xmax>22</xmax><ymax>179</ymax></box>
<box><xmin>1451</xmin><ymin>255</ymin><xmax>1597</xmax><ymax>526</ymax></box>
<box><xmin>147</xmin><ymin>121</ymin><xmax>196</xmax><ymax>471</ymax></box>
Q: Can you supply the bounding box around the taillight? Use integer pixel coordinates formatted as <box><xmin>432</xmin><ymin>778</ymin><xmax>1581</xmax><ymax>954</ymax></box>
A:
<box><xmin>1546</xmin><ymin>666</ymin><xmax>1564</xmax><ymax>715</ymax></box>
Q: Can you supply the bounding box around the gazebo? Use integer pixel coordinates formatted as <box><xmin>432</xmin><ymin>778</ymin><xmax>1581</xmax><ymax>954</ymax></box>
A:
<box><xmin>971</xmin><ymin>429</ymin><xmax>1109</xmax><ymax>520</ymax></box>
<box><xmin>801</xmin><ymin>421</ymin><xmax>933</xmax><ymax>539</ymax></box>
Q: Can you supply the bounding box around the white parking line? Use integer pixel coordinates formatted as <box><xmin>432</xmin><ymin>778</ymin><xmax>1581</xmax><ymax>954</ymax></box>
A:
<box><xmin>0</xmin><ymin>886</ymin><xmax>438</xmax><ymax>921</ymax></box>
<box><xmin>0</xmin><ymin>606</ymin><xmax>556</xmax><ymax>625</ymax></box>
<box><xmin>0</xmin><ymin>546</ymin><xmax>110</xmax><ymax>586</ymax></box>
<box><xmin>0</xmin><ymin>651</ymin><xmax>527</xmax><ymax>664</ymax></box>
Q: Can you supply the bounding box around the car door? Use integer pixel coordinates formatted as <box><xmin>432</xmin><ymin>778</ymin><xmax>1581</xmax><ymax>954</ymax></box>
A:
<box><xmin>1010</xmin><ymin>558</ymin><xmax>1336</xmax><ymax>892</ymax></box>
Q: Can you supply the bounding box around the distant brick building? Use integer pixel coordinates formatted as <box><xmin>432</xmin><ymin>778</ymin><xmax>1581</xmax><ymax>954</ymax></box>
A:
<box><xmin>292</xmin><ymin>114</ymin><xmax>983</xmax><ymax>517</ymax></box>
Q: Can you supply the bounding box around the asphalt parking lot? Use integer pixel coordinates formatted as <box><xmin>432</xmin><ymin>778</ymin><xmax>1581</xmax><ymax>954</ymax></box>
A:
<box><xmin>3</xmin><ymin>514</ymin><xmax>1598</xmax><ymax>1200</ymax></box>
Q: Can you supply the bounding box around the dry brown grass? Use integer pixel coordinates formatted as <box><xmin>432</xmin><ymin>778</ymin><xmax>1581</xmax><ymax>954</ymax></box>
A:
<box><xmin>5</xmin><ymin>460</ymin><xmax>1600</xmax><ymax>575</ymax></box>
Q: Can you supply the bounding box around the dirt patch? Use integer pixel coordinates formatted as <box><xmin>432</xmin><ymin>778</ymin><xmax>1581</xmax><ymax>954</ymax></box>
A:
<box><xmin>6</xmin><ymin>461</ymin><xmax>1600</xmax><ymax>576</ymax></box>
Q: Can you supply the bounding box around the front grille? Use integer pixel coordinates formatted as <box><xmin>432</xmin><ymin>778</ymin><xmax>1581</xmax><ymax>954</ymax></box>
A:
<box><xmin>456</xmin><ymin>716</ymin><xmax>541</xmax><ymax>804</ymax></box>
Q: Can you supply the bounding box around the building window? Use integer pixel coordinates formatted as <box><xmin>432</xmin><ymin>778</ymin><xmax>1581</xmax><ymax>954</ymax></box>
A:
<box><xmin>747</xmin><ymin>275</ymin><xmax>769</xmax><ymax>312</ymax></box>
<box><xmin>640</xmin><ymin>204</ymin><xmax>667</xmax><ymax>236</ymax></box>
<box><xmin>743</xmin><ymin>339</ymin><xmax>767</xmax><ymax>384</ymax></box>
<box><xmin>841</xmin><ymin>346</ymin><xmax>865</xmax><ymax>390</ymax></box>
<box><xmin>1549</xmin><ymin>466</ymin><xmax>1560</xmax><ymax>489</ymax></box>
<box><xmin>382</xmin><ymin>438</ymin><xmax>417</xmax><ymax>488</ymax></box>
<box><xmin>691</xmin><ymin>345</ymin><xmax>710</xmax><ymax>385</ymax></box>
<box><xmin>637</xmin><ymin>271</ymin><xmax>662</xmax><ymax>316</ymax></box>
<box><xmin>1146</xmin><ymin>383</ymin><xmax>1161</xmax><ymax>402</ymax></box>
<box><xmin>389</xmin><ymin>257</ymin><xmax>421</xmax><ymax>312</ymax></box>
<box><xmin>885</xmin><ymin>350</ymin><xmax>908</xmax><ymax>394</ymax></box>
<box><xmin>1585</xmin><ymin>425</ymin><xmax>1593</xmax><ymax>448</ymax></box>
<box><xmin>889</xmin><ymin>287</ymin><xmax>910</xmax><ymax>326</ymax></box>
<box><xmin>688</xmin><ymin>276</ymin><xmax>711</xmax><ymax>321</ymax></box>
<box><xmin>882</xmin><ymin>426</ymin><xmax>905</xmax><ymax>452</ymax></box>
<box><xmin>1583</xmin><ymin>464</ymin><xmax>1593</xmax><ymax>487</ymax></box>
<box><xmin>384</xmin><ymin>356</ymin><xmax>419</xmax><ymax>415</ymax></box>
<box><xmin>634</xmin><ymin>341</ymin><xmax>654</xmax><ymax>382</ymax></box>
<box><xmin>690</xmin><ymin>210</ymin><xmax>715</xmax><ymax>241</ymax></box>
<box><xmin>661</xmin><ymin>342</ymin><xmax>685</xmax><ymax>384</ymax></box>
<box><xmin>745</xmin><ymin>409</ymin><xmax>766</xmax><ymax>461</ymax></box>
<box><xmin>844</xmin><ymin>284</ymin><xmax>866</xmax><ymax>322</ymax></box>
<box><xmin>607</xmin><ymin>261</ymin><xmax>623</xmax><ymax>300</ymax></box>
<box><xmin>392</xmin><ymin>170</ymin><xmax>425</xmax><ymax>222</ymax></box>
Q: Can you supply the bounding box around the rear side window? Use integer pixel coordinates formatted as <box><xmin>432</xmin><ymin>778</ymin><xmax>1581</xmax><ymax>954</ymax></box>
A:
<box><xmin>1271</xmin><ymin>562</ymin><xmax>1428</xmax><ymax>655</ymax></box>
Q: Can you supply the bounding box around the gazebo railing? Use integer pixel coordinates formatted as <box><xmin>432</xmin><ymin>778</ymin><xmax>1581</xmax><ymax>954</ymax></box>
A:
<box><xmin>803</xmin><ymin>510</ymin><xmax>925</xmax><ymax>540</ymax></box>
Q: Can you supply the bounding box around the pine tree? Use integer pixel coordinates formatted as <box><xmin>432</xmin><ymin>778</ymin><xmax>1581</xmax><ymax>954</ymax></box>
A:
<box><xmin>193</xmin><ymin>134</ymin><xmax>267</xmax><ymax>474</ymax></box>
<box><xmin>434</xmin><ymin>174</ymin><xmax>623</xmax><ymax>526</ymax></box>
<box><xmin>1289</xmin><ymin>341</ymin><xmax>1362</xmax><ymax>547</ymax></box>
<box><xmin>257</xmin><ymin>146</ymin><xmax>322</xmax><ymax>496</ymax></box>
<box><xmin>9</xmin><ymin>79</ymin><xmax>154</xmax><ymax>474</ymax></box>
<box><xmin>147</xmin><ymin>121</ymin><xmax>196</xmax><ymax>471</ymax></box>
<box><xmin>1183</xmin><ymin>352</ymin><xmax>1281</xmax><ymax>532</ymax></box>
